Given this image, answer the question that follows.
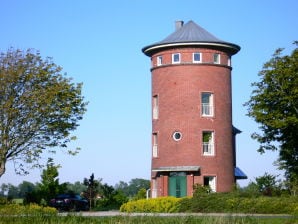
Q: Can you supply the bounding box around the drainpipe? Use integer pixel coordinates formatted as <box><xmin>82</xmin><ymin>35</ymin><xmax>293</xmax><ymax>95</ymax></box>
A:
<box><xmin>146</xmin><ymin>189</ymin><xmax>151</xmax><ymax>199</ymax></box>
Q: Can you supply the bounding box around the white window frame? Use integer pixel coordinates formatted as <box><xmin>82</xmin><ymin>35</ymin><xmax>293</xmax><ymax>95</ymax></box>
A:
<box><xmin>193</xmin><ymin>52</ymin><xmax>202</xmax><ymax>63</ymax></box>
<box><xmin>157</xmin><ymin>56</ymin><xmax>162</xmax><ymax>66</ymax></box>
<box><xmin>228</xmin><ymin>57</ymin><xmax>231</xmax><ymax>66</ymax></box>
<box><xmin>152</xmin><ymin>133</ymin><xmax>158</xmax><ymax>158</ymax></box>
<box><xmin>202</xmin><ymin>131</ymin><xmax>214</xmax><ymax>156</ymax></box>
<box><xmin>204</xmin><ymin>176</ymin><xmax>216</xmax><ymax>192</ymax></box>
<box><xmin>213</xmin><ymin>53</ymin><xmax>220</xmax><ymax>64</ymax></box>
<box><xmin>201</xmin><ymin>92</ymin><xmax>214</xmax><ymax>117</ymax></box>
<box><xmin>153</xmin><ymin>95</ymin><xmax>159</xmax><ymax>119</ymax></box>
<box><xmin>151</xmin><ymin>179</ymin><xmax>157</xmax><ymax>198</ymax></box>
<box><xmin>172</xmin><ymin>53</ymin><xmax>180</xmax><ymax>64</ymax></box>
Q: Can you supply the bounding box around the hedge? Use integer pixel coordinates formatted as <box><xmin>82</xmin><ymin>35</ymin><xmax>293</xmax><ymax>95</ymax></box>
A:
<box><xmin>0</xmin><ymin>204</ymin><xmax>57</xmax><ymax>216</ymax></box>
<box><xmin>120</xmin><ymin>194</ymin><xmax>298</xmax><ymax>215</ymax></box>
<box><xmin>178</xmin><ymin>194</ymin><xmax>298</xmax><ymax>215</ymax></box>
<box><xmin>120</xmin><ymin>197</ymin><xmax>181</xmax><ymax>213</ymax></box>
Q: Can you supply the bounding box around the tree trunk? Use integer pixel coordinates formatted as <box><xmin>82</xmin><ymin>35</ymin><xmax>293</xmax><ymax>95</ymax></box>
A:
<box><xmin>0</xmin><ymin>161</ymin><xmax>6</xmax><ymax>178</ymax></box>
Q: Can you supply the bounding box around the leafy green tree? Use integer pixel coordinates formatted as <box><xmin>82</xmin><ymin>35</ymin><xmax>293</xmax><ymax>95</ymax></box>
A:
<box><xmin>65</xmin><ymin>181</ymin><xmax>87</xmax><ymax>195</ymax></box>
<box><xmin>25</xmin><ymin>158</ymin><xmax>66</xmax><ymax>204</ymax></box>
<box><xmin>18</xmin><ymin>181</ymin><xmax>36</xmax><ymax>198</ymax></box>
<box><xmin>97</xmin><ymin>183</ymin><xmax>128</xmax><ymax>210</ymax></box>
<box><xmin>133</xmin><ymin>188</ymin><xmax>147</xmax><ymax>200</ymax></box>
<box><xmin>100</xmin><ymin>183</ymin><xmax>114</xmax><ymax>201</ymax></box>
<box><xmin>39</xmin><ymin>158</ymin><xmax>66</xmax><ymax>201</ymax></box>
<box><xmin>244</xmin><ymin>42</ymin><xmax>298</xmax><ymax>187</ymax></box>
<box><xmin>7</xmin><ymin>184</ymin><xmax>19</xmax><ymax>200</ymax></box>
<box><xmin>0</xmin><ymin>48</ymin><xmax>87</xmax><ymax>178</ymax></box>
<box><xmin>255</xmin><ymin>172</ymin><xmax>282</xmax><ymax>196</ymax></box>
<box><xmin>0</xmin><ymin>183</ymin><xmax>9</xmax><ymax>196</ymax></box>
<box><xmin>114</xmin><ymin>181</ymin><xmax>129</xmax><ymax>194</ymax></box>
<box><xmin>115</xmin><ymin>178</ymin><xmax>150</xmax><ymax>198</ymax></box>
<box><xmin>83</xmin><ymin>173</ymin><xmax>100</xmax><ymax>209</ymax></box>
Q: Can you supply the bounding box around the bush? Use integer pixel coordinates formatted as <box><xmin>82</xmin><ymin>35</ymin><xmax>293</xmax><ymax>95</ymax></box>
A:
<box><xmin>0</xmin><ymin>197</ymin><xmax>8</xmax><ymax>205</ymax></box>
<box><xmin>120</xmin><ymin>197</ymin><xmax>181</xmax><ymax>213</ymax></box>
<box><xmin>0</xmin><ymin>203</ymin><xmax>57</xmax><ymax>216</ymax></box>
<box><xmin>178</xmin><ymin>193</ymin><xmax>298</xmax><ymax>215</ymax></box>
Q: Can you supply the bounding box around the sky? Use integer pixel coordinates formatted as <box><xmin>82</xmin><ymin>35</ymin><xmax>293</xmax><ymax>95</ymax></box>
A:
<box><xmin>0</xmin><ymin>0</ymin><xmax>297</xmax><ymax>187</ymax></box>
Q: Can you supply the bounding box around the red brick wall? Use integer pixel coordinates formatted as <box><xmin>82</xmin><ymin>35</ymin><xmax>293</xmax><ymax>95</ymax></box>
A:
<box><xmin>151</xmin><ymin>47</ymin><xmax>235</xmax><ymax>193</ymax></box>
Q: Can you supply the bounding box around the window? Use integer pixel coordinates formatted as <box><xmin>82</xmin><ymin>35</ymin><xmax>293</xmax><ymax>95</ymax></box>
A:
<box><xmin>201</xmin><ymin>92</ymin><xmax>214</xmax><ymax>116</ymax></box>
<box><xmin>193</xmin><ymin>52</ymin><xmax>202</xmax><ymax>63</ymax></box>
<box><xmin>172</xmin><ymin>53</ymin><xmax>180</xmax><ymax>64</ymax></box>
<box><xmin>202</xmin><ymin>131</ymin><xmax>214</xmax><ymax>155</ymax></box>
<box><xmin>157</xmin><ymin>56</ymin><xmax>162</xmax><ymax>66</ymax></box>
<box><xmin>152</xmin><ymin>133</ymin><xmax>158</xmax><ymax>158</ymax></box>
<box><xmin>228</xmin><ymin>58</ymin><xmax>231</xmax><ymax>66</ymax></box>
<box><xmin>172</xmin><ymin>131</ymin><xmax>182</xmax><ymax>141</ymax></box>
<box><xmin>204</xmin><ymin>176</ymin><xmax>216</xmax><ymax>192</ymax></box>
<box><xmin>213</xmin><ymin>53</ymin><xmax>220</xmax><ymax>64</ymax></box>
<box><xmin>153</xmin><ymin>95</ymin><xmax>158</xmax><ymax>119</ymax></box>
<box><xmin>152</xmin><ymin>179</ymin><xmax>157</xmax><ymax>198</ymax></box>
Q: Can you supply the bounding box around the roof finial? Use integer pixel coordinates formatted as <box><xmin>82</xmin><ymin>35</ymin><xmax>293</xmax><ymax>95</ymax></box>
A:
<box><xmin>175</xmin><ymin>21</ymin><xmax>184</xmax><ymax>30</ymax></box>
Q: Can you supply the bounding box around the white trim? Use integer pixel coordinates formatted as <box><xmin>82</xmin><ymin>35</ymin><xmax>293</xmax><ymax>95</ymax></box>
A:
<box><xmin>152</xmin><ymin>95</ymin><xmax>158</xmax><ymax>119</ymax></box>
<box><xmin>213</xmin><ymin>53</ymin><xmax>220</xmax><ymax>64</ymax></box>
<box><xmin>172</xmin><ymin>53</ymin><xmax>180</xmax><ymax>64</ymax></box>
<box><xmin>157</xmin><ymin>56</ymin><xmax>162</xmax><ymax>66</ymax></box>
<box><xmin>193</xmin><ymin>52</ymin><xmax>202</xmax><ymax>63</ymax></box>
<box><xmin>204</xmin><ymin>176</ymin><xmax>217</xmax><ymax>192</ymax></box>
<box><xmin>144</xmin><ymin>42</ymin><xmax>240</xmax><ymax>54</ymax></box>
<box><xmin>201</xmin><ymin>92</ymin><xmax>214</xmax><ymax>117</ymax></box>
<box><xmin>202</xmin><ymin>131</ymin><xmax>215</xmax><ymax>156</ymax></box>
<box><xmin>152</xmin><ymin>166</ymin><xmax>200</xmax><ymax>172</ymax></box>
<box><xmin>152</xmin><ymin>133</ymin><xmax>158</xmax><ymax>158</ymax></box>
<box><xmin>172</xmin><ymin>131</ymin><xmax>182</xmax><ymax>141</ymax></box>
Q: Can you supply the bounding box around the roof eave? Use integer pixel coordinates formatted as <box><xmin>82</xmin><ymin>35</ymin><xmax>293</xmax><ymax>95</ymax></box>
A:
<box><xmin>142</xmin><ymin>41</ymin><xmax>240</xmax><ymax>56</ymax></box>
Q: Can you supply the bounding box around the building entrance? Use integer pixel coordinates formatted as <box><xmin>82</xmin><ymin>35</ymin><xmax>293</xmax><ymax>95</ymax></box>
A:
<box><xmin>168</xmin><ymin>172</ymin><xmax>187</xmax><ymax>197</ymax></box>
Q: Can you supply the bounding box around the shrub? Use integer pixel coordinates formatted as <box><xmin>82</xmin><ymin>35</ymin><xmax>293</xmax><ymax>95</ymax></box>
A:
<box><xmin>120</xmin><ymin>197</ymin><xmax>181</xmax><ymax>213</ymax></box>
<box><xmin>178</xmin><ymin>193</ymin><xmax>298</xmax><ymax>215</ymax></box>
<box><xmin>0</xmin><ymin>203</ymin><xmax>57</xmax><ymax>216</ymax></box>
<box><xmin>0</xmin><ymin>197</ymin><xmax>8</xmax><ymax>205</ymax></box>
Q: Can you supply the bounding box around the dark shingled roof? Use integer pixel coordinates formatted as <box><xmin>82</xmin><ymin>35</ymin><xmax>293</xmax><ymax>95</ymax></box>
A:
<box><xmin>142</xmin><ymin>20</ymin><xmax>240</xmax><ymax>56</ymax></box>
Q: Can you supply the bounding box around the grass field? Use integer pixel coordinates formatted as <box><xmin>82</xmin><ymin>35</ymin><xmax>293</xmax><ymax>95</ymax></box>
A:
<box><xmin>0</xmin><ymin>214</ymin><xmax>297</xmax><ymax>224</ymax></box>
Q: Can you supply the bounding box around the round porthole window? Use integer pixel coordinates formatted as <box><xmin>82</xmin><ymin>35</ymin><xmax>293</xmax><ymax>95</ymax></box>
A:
<box><xmin>173</xmin><ymin>131</ymin><xmax>182</xmax><ymax>141</ymax></box>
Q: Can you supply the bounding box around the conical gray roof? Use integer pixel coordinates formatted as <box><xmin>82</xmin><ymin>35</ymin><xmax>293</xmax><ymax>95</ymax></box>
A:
<box><xmin>142</xmin><ymin>20</ymin><xmax>240</xmax><ymax>56</ymax></box>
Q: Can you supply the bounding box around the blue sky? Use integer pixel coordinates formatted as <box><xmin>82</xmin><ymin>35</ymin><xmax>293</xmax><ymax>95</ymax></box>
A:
<box><xmin>1</xmin><ymin>0</ymin><xmax>297</xmax><ymax>187</ymax></box>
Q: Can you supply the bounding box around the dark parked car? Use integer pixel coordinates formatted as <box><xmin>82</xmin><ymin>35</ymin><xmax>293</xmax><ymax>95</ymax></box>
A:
<box><xmin>49</xmin><ymin>194</ymin><xmax>89</xmax><ymax>211</ymax></box>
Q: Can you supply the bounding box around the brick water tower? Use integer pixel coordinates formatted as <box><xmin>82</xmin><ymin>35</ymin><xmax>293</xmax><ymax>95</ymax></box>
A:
<box><xmin>142</xmin><ymin>20</ymin><xmax>247</xmax><ymax>197</ymax></box>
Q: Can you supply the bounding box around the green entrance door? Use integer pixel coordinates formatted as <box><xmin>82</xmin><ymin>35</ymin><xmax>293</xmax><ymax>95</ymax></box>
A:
<box><xmin>168</xmin><ymin>172</ymin><xmax>187</xmax><ymax>198</ymax></box>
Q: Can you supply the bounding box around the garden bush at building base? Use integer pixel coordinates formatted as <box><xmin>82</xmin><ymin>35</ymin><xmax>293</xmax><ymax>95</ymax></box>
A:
<box><xmin>120</xmin><ymin>197</ymin><xmax>181</xmax><ymax>213</ymax></box>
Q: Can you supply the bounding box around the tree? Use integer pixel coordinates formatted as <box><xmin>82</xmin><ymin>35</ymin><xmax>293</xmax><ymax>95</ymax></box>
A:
<box><xmin>0</xmin><ymin>183</ymin><xmax>9</xmax><ymax>196</ymax></box>
<box><xmin>0</xmin><ymin>48</ymin><xmax>87</xmax><ymax>177</ymax></box>
<box><xmin>83</xmin><ymin>173</ymin><xmax>100</xmax><ymax>209</ymax></box>
<box><xmin>18</xmin><ymin>181</ymin><xmax>36</xmax><ymax>198</ymax></box>
<box><xmin>39</xmin><ymin>158</ymin><xmax>66</xmax><ymax>200</ymax></box>
<box><xmin>65</xmin><ymin>181</ymin><xmax>87</xmax><ymax>195</ymax></box>
<box><xmin>114</xmin><ymin>179</ymin><xmax>150</xmax><ymax>198</ymax></box>
<box><xmin>255</xmin><ymin>172</ymin><xmax>282</xmax><ymax>196</ymax></box>
<box><xmin>25</xmin><ymin>158</ymin><xmax>66</xmax><ymax>204</ymax></box>
<box><xmin>244</xmin><ymin>42</ymin><xmax>298</xmax><ymax>186</ymax></box>
<box><xmin>6</xmin><ymin>184</ymin><xmax>19</xmax><ymax>200</ymax></box>
<box><xmin>97</xmin><ymin>183</ymin><xmax>128</xmax><ymax>210</ymax></box>
<box><xmin>127</xmin><ymin>178</ymin><xmax>150</xmax><ymax>197</ymax></box>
